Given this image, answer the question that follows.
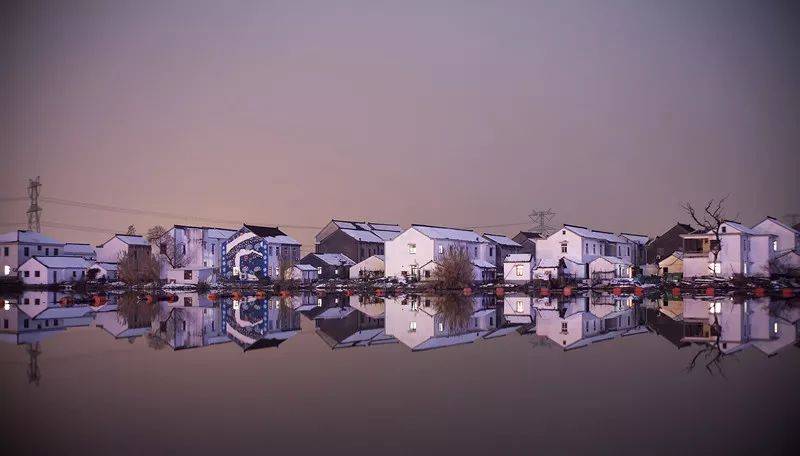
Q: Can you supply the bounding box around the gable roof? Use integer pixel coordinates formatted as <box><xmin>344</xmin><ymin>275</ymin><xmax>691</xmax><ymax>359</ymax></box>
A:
<box><xmin>504</xmin><ymin>253</ymin><xmax>532</xmax><ymax>263</ymax></box>
<box><xmin>753</xmin><ymin>216</ymin><xmax>800</xmax><ymax>235</ymax></box>
<box><xmin>293</xmin><ymin>264</ymin><xmax>317</xmax><ymax>271</ymax></box>
<box><xmin>515</xmin><ymin>231</ymin><xmax>543</xmax><ymax>240</ymax></box>
<box><xmin>620</xmin><ymin>233</ymin><xmax>650</xmax><ymax>245</ymax></box>
<box><xmin>483</xmin><ymin>234</ymin><xmax>521</xmax><ymax>247</ymax></box>
<box><xmin>590</xmin><ymin>255</ymin><xmax>628</xmax><ymax>265</ymax></box>
<box><xmin>0</xmin><ymin>230</ymin><xmax>62</xmax><ymax>245</ymax></box>
<box><xmin>25</xmin><ymin>256</ymin><xmax>91</xmax><ymax>269</ymax></box>
<box><xmin>98</xmin><ymin>234</ymin><xmax>149</xmax><ymax>247</ymax></box>
<box><xmin>243</xmin><ymin>224</ymin><xmax>300</xmax><ymax>245</ymax></box>
<box><xmin>562</xmin><ymin>225</ymin><xmax>627</xmax><ymax>243</ymax></box>
<box><xmin>412</xmin><ymin>224</ymin><xmax>486</xmax><ymax>243</ymax></box>
<box><xmin>313</xmin><ymin>253</ymin><xmax>355</xmax><ymax>266</ymax></box>
<box><xmin>63</xmin><ymin>243</ymin><xmax>95</xmax><ymax>255</ymax></box>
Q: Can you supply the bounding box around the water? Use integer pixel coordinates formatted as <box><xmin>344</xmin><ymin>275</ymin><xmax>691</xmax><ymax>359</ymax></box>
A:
<box><xmin>1</xmin><ymin>290</ymin><xmax>797</xmax><ymax>455</ymax></box>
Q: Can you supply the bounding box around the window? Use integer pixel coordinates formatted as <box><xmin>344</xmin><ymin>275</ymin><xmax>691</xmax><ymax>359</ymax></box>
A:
<box><xmin>516</xmin><ymin>301</ymin><xmax>524</xmax><ymax>313</ymax></box>
<box><xmin>424</xmin><ymin>270</ymin><xmax>430</xmax><ymax>278</ymax></box>
<box><xmin>585</xmin><ymin>244</ymin><xmax>589</xmax><ymax>254</ymax></box>
<box><xmin>184</xmin><ymin>296</ymin><xmax>193</xmax><ymax>306</ymax></box>
<box><xmin>211</xmin><ymin>244</ymin><xmax>215</xmax><ymax>254</ymax></box>
<box><xmin>35</xmin><ymin>299</ymin><xmax>40</xmax><ymax>305</ymax></box>
<box><xmin>182</xmin><ymin>244</ymin><xmax>186</xmax><ymax>254</ymax></box>
<box><xmin>24</xmin><ymin>247</ymin><xmax>29</xmax><ymax>256</ymax></box>
<box><xmin>561</xmin><ymin>322</ymin><xmax>568</xmax><ymax>333</ymax></box>
<box><xmin>489</xmin><ymin>247</ymin><xmax>493</xmax><ymax>257</ymax></box>
<box><xmin>317</xmin><ymin>298</ymin><xmax>323</xmax><ymax>307</ymax></box>
<box><xmin>561</xmin><ymin>242</ymin><xmax>567</xmax><ymax>254</ymax></box>
<box><xmin>772</xmin><ymin>240</ymin><xmax>778</xmax><ymax>252</ymax></box>
<box><xmin>438</xmin><ymin>245</ymin><xmax>444</xmax><ymax>254</ymax></box>
<box><xmin>562</xmin><ymin>230</ymin><xmax>566</xmax><ymax>235</ymax></box>
<box><xmin>3</xmin><ymin>265</ymin><xmax>8</xmax><ymax>275</ymax></box>
<box><xmin>743</xmin><ymin>262</ymin><xmax>748</xmax><ymax>275</ymax></box>
<box><xmin>37</xmin><ymin>245</ymin><xmax>42</xmax><ymax>251</ymax></box>
<box><xmin>516</xmin><ymin>264</ymin><xmax>523</xmax><ymax>277</ymax></box>
<box><xmin>709</xmin><ymin>302</ymin><xmax>721</xmax><ymax>314</ymax></box>
<box><xmin>24</xmin><ymin>271</ymin><xmax>30</xmax><ymax>277</ymax></box>
<box><xmin>24</xmin><ymin>298</ymin><xmax>29</xmax><ymax>304</ymax></box>
<box><xmin>438</xmin><ymin>322</ymin><xmax>444</xmax><ymax>332</ymax></box>
<box><xmin>159</xmin><ymin>243</ymin><xmax>167</xmax><ymax>254</ymax></box>
<box><xmin>721</xmin><ymin>226</ymin><xmax>726</xmax><ymax>233</ymax></box>
<box><xmin>3</xmin><ymin>247</ymin><xmax>8</xmax><ymax>256</ymax></box>
<box><xmin>711</xmin><ymin>262</ymin><xmax>721</xmax><ymax>274</ymax></box>
<box><xmin>184</xmin><ymin>270</ymin><xmax>193</xmax><ymax>280</ymax></box>
<box><xmin>586</xmin><ymin>321</ymin><xmax>589</xmax><ymax>332</ymax></box>
<box><xmin>3</xmin><ymin>319</ymin><xmax>7</xmax><ymax>329</ymax></box>
<box><xmin>408</xmin><ymin>243</ymin><xmax>416</xmax><ymax>254</ymax></box>
<box><xmin>474</xmin><ymin>247</ymin><xmax>478</xmax><ymax>256</ymax></box>
<box><xmin>24</xmin><ymin>319</ymin><xmax>29</xmax><ymax>328</ymax></box>
<box><xmin>626</xmin><ymin>247</ymin><xmax>630</xmax><ymax>256</ymax></box>
<box><xmin>334</xmin><ymin>268</ymin><xmax>339</xmax><ymax>275</ymax></box>
<box><xmin>592</xmin><ymin>244</ymin><xmax>595</xmax><ymax>254</ymax></box>
<box><xmin>72</xmin><ymin>271</ymin><xmax>76</xmax><ymax>277</ymax></box>
<box><xmin>317</xmin><ymin>267</ymin><xmax>323</xmax><ymax>275</ymax></box>
<box><xmin>34</xmin><ymin>271</ymin><xmax>40</xmax><ymax>277</ymax></box>
<box><xmin>54</xmin><ymin>248</ymin><xmax>59</xmax><ymax>255</ymax></box>
<box><xmin>409</xmin><ymin>321</ymin><xmax>417</xmax><ymax>332</ymax></box>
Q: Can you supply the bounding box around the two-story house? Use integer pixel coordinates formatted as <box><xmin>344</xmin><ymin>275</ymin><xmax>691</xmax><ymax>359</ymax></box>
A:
<box><xmin>482</xmin><ymin>234</ymin><xmax>522</xmax><ymax>270</ymax></box>
<box><xmin>315</xmin><ymin>219</ymin><xmax>402</xmax><ymax>263</ymax></box>
<box><xmin>681</xmin><ymin>221</ymin><xmax>775</xmax><ymax>278</ymax></box>
<box><xmin>96</xmin><ymin>234</ymin><xmax>152</xmax><ymax>263</ymax></box>
<box><xmin>221</xmin><ymin>224</ymin><xmax>301</xmax><ymax>281</ymax></box>
<box><xmin>384</xmin><ymin>224</ymin><xmax>496</xmax><ymax>283</ymax></box>
<box><xmin>0</xmin><ymin>230</ymin><xmax>64</xmax><ymax>277</ymax></box>
<box><xmin>161</xmin><ymin>225</ymin><xmax>238</xmax><ymax>271</ymax></box>
<box><xmin>534</xmin><ymin>224</ymin><xmax>634</xmax><ymax>279</ymax></box>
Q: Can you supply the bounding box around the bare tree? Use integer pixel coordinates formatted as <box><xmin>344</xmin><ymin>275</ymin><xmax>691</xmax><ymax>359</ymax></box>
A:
<box><xmin>432</xmin><ymin>248</ymin><xmax>474</xmax><ymax>290</ymax></box>
<box><xmin>126</xmin><ymin>225</ymin><xmax>136</xmax><ymax>235</ymax></box>
<box><xmin>681</xmin><ymin>197</ymin><xmax>727</xmax><ymax>277</ymax></box>
<box><xmin>147</xmin><ymin>225</ymin><xmax>187</xmax><ymax>269</ymax></box>
<box><xmin>118</xmin><ymin>250</ymin><xmax>160</xmax><ymax>285</ymax></box>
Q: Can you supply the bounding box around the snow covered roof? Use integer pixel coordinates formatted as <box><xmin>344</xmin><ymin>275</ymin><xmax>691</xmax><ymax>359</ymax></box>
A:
<box><xmin>340</xmin><ymin>229</ymin><xmax>384</xmax><ymax>243</ymax></box>
<box><xmin>206</xmin><ymin>228</ymin><xmax>237</xmax><ymax>240</ymax></box>
<box><xmin>26</xmin><ymin>256</ymin><xmax>91</xmax><ymax>269</ymax></box>
<box><xmin>535</xmin><ymin>259</ymin><xmax>559</xmax><ymax>268</ymax></box>
<box><xmin>371</xmin><ymin>230</ymin><xmax>401</xmax><ymax>241</ymax></box>
<box><xmin>314</xmin><ymin>253</ymin><xmax>355</xmax><ymax>266</ymax></box>
<box><xmin>483</xmin><ymin>234</ymin><xmax>521</xmax><ymax>247</ymax></box>
<box><xmin>721</xmin><ymin>220</ymin><xmax>759</xmax><ymax>235</ymax></box>
<box><xmin>90</xmin><ymin>262</ymin><xmax>119</xmax><ymax>271</ymax></box>
<box><xmin>471</xmin><ymin>259</ymin><xmax>496</xmax><ymax>269</ymax></box>
<box><xmin>621</xmin><ymin>233</ymin><xmax>650</xmax><ymax>245</ymax></box>
<box><xmin>562</xmin><ymin>225</ymin><xmax>627</xmax><ymax>243</ymax></box>
<box><xmin>412</xmin><ymin>225</ymin><xmax>485</xmax><ymax>243</ymax></box>
<box><xmin>294</xmin><ymin>264</ymin><xmax>317</xmax><ymax>271</ymax></box>
<box><xmin>243</xmin><ymin>224</ymin><xmax>300</xmax><ymax>245</ymax></box>
<box><xmin>63</xmin><ymin>243</ymin><xmax>95</xmax><ymax>256</ymax></box>
<box><xmin>99</xmin><ymin>234</ymin><xmax>149</xmax><ymax>247</ymax></box>
<box><xmin>753</xmin><ymin>216</ymin><xmax>800</xmax><ymax>235</ymax></box>
<box><xmin>504</xmin><ymin>253</ymin><xmax>532</xmax><ymax>263</ymax></box>
<box><xmin>0</xmin><ymin>230</ymin><xmax>62</xmax><ymax>245</ymax></box>
<box><xmin>590</xmin><ymin>256</ymin><xmax>630</xmax><ymax>265</ymax></box>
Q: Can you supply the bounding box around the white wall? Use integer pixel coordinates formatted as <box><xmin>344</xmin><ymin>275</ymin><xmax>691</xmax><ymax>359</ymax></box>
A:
<box><xmin>18</xmin><ymin>261</ymin><xmax>86</xmax><ymax>285</ymax></box>
<box><xmin>385</xmin><ymin>228</ymin><xmax>435</xmax><ymax>278</ymax></box>
<box><xmin>503</xmin><ymin>260</ymin><xmax>532</xmax><ymax>283</ymax></box>
<box><xmin>96</xmin><ymin>238</ymin><xmax>129</xmax><ymax>263</ymax></box>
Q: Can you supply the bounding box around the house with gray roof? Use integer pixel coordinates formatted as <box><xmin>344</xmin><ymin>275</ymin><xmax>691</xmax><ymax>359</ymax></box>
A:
<box><xmin>0</xmin><ymin>230</ymin><xmax>64</xmax><ymax>278</ymax></box>
<box><xmin>315</xmin><ymin>219</ymin><xmax>402</xmax><ymax>263</ymax></box>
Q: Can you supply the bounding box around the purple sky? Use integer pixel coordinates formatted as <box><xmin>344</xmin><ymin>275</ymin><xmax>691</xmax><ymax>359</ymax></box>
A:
<box><xmin>2</xmin><ymin>0</ymin><xmax>798</xmax><ymax>248</ymax></box>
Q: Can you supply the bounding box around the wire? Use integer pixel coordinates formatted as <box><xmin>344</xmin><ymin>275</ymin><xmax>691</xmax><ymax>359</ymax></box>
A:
<box><xmin>0</xmin><ymin>197</ymin><xmax>28</xmax><ymax>203</ymax></box>
<box><xmin>465</xmin><ymin>221</ymin><xmax>531</xmax><ymax>230</ymax></box>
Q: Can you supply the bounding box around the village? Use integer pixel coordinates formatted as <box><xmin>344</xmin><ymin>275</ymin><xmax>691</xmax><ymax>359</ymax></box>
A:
<box><xmin>1</xmin><ymin>213</ymin><xmax>799</xmax><ymax>295</ymax></box>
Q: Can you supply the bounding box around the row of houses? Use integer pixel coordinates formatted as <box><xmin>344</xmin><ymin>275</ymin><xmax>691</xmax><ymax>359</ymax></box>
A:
<box><xmin>2</xmin><ymin>215</ymin><xmax>799</xmax><ymax>286</ymax></box>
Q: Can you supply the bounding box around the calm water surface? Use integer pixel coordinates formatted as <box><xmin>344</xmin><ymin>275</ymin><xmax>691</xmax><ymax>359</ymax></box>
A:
<box><xmin>1</xmin><ymin>291</ymin><xmax>798</xmax><ymax>455</ymax></box>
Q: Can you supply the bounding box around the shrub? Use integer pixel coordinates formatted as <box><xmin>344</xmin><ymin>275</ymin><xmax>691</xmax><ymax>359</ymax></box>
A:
<box><xmin>118</xmin><ymin>251</ymin><xmax>160</xmax><ymax>285</ymax></box>
<box><xmin>432</xmin><ymin>249</ymin><xmax>474</xmax><ymax>290</ymax></box>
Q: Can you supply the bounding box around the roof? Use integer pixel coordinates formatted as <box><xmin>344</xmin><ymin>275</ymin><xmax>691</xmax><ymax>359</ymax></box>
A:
<box><xmin>90</xmin><ymin>262</ymin><xmax>118</xmax><ymax>271</ymax></box>
<box><xmin>0</xmin><ymin>230</ymin><xmax>62</xmax><ymax>245</ymax></box>
<box><xmin>340</xmin><ymin>229</ymin><xmax>384</xmax><ymax>243</ymax></box>
<box><xmin>562</xmin><ymin>225</ymin><xmax>627</xmax><ymax>243</ymax></box>
<box><xmin>536</xmin><ymin>258</ymin><xmax>559</xmax><ymax>268</ymax></box>
<box><xmin>99</xmin><ymin>234</ymin><xmax>149</xmax><ymax>246</ymax></box>
<box><xmin>721</xmin><ymin>220</ymin><xmax>759</xmax><ymax>235</ymax></box>
<box><xmin>294</xmin><ymin>264</ymin><xmax>317</xmax><ymax>271</ymax></box>
<box><xmin>313</xmin><ymin>253</ymin><xmax>356</xmax><ymax>266</ymax></box>
<box><xmin>206</xmin><ymin>228</ymin><xmax>238</xmax><ymax>240</ymax></box>
<box><xmin>243</xmin><ymin>224</ymin><xmax>301</xmax><ymax>245</ymax></box>
<box><xmin>471</xmin><ymin>259</ymin><xmax>496</xmax><ymax>269</ymax></box>
<box><xmin>412</xmin><ymin>225</ymin><xmax>485</xmax><ymax>243</ymax></box>
<box><xmin>63</xmin><ymin>243</ymin><xmax>95</xmax><ymax>255</ymax></box>
<box><xmin>483</xmin><ymin>234</ymin><xmax>522</xmax><ymax>247</ymax></box>
<box><xmin>515</xmin><ymin>231</ymin><xmax>543</xmax><ymax>240</ymax></box>
<box><xmin>25</xmin><ymin>256</ymin><xmax>91</xmax><ymax>269</ymax></box>
<box><xmin>754</xmin><ymin>216</ymin><xmax>800</xmax><ymax>235</ymax></box>
<box><xmin>326</xmin><ymin>220</ymin><xmax>401</xmax><ymax>243</ymax></box>
<box><xmin>590</xmin><ymin>255</ymin><xmax>629</xmax><ymax>265</ymax></box>
<box><xmin>504</xmin><ymin>253</ymin><xmax>532</xmax><ymax>263</ymax></box>
<box><xmin>331</xmin><ymin>220</ymin><xmax>401</xmax><ymax>231</ymax></box>
<box><xmin>620</xmin><ymin>233</ymin><xmax>650</xmax><ymax>244</ymax></box>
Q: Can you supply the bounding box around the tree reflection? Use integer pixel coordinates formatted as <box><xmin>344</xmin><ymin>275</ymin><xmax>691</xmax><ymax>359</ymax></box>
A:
<box><xmin>433</xmin><ymin>293</ymin><xmax>472</xmax><ymax>333</ymax></box>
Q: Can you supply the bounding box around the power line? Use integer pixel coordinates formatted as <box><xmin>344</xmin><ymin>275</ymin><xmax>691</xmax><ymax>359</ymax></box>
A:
<box><xmin>465</xmin><ymin>221</ymin><xmax>530</xmax><ymax>230</ymax></box>
<box><xmin>0</xmin><ymin>196</ymin><xmax>28</xmax><ymax>203</ymax></box>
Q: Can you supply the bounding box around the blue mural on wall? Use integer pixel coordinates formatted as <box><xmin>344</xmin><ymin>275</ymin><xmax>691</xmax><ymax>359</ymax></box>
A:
<box><xmin>221</xmin><ymin>226</ymin><xmax>270</xmax><ymax>281</ymax></box>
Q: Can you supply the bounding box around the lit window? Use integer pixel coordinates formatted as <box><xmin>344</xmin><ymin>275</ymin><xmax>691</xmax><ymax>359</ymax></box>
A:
<box><xmin>317</xmin><ymin>267</ymin><xmax>323</xmax><ymax>275</ymax></box>
<box><xmin>772</xmin><ymin>240</ymin><xmax>778</xmax><ymax>252</ymax></box>
<box><xmin>711</xmin><ymin>262</ymin><xmax>722</xmax><ymax>274</ymax></box>
<box><xmin>773</xmin><ymin>322</ymin><xmax>779</xmax><ymax>333</ymax></box>
<box><xmin>438</xmin><ymin>322</ymin><xmax>444</xmax><ymax>332</ymax></box>
<box><xmin>516</xmin><ymin>264</ymin><xmax>523</xmax><ymax>277</ymax></box>
<box><xmin>709</xmin><ymin>302</ymin><xmax>721</xmax><ymax>314</ymax></box>
<box><xmin>409</xmin><ymin>321</ymin><xmax>417</xmax><ymax>332</ymax></box>
<box><xmin>408</xmin><ymin>243</ymin><xmax>416</xmax><ymax>254</ymax></box>
<box><xmin>317</xmin><ymin>298</ymin><xmax>322</xmax><ymax>307</ymax></box>
<box><xmin>516</xmin><ymin>301</ymin><xmax>524</xmax><ymax>313</ymax></box>
<box><xmin>3</xmin><ymin>265</ymin><xmax>9</xmax><ymax>275</ymax></box>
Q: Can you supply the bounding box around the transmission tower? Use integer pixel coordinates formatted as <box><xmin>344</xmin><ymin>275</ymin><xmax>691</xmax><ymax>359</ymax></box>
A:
<box><xmin>27</xmin><ymin>177</ymin><xmax>42</xmax><ymax>232</ymax></box>
<box><xmin>528</xmin><ymin>208</ymin><xmax>556</xmax><ymax>236</ymax></box>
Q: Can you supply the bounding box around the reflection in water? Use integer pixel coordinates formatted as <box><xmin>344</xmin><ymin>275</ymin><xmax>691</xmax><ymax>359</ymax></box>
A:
<box><xmin>1</xmin><ymin>290</ymin><xmax>798</xmax><ymax>384</ymax></box>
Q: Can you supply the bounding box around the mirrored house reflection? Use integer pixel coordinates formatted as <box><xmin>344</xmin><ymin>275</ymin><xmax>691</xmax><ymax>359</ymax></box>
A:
<box><xmin>148</xmin><ymin>292</ymin><xmax>229</xmax><ymax>350</ymax></box>
<box><xmin>222</xmin><ymin>295</ymin><xmax>300</xmax><ymax>351</ymax></box>
<box><xmin>533</xmin><ymin>294</ymin><xmax>648</xmax><ymax>350</ymax></box>
<box><xmin>94</xmin><ymin>294</ymin><xmax>151</xmax><ymax>342</ymax></box>
<box><xmin>385</xmin><ymin>293</ymin><xmax>498</xmax><ymax>351</ymax></box>
<box><xmin>310</xmin><ymin>294</ymin><xmax>395</xmax><ymax>349</ymax></box>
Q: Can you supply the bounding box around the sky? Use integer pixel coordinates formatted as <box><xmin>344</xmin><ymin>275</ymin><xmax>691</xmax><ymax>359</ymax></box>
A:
<box><xmin>1</xmin><ymin>0</ymin><xmax>799</xmax><ymax>249</ymax></box>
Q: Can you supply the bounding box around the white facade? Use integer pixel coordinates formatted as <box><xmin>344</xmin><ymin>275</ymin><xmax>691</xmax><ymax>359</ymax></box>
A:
<box><xmin>658</xmin><ymin>252</ymin><xmax>683</xmax><ymax>276</ymax></box>
<box><xmin>588</xmin><ymin>256</ymin><xmax>633</xmax><ymax>279</ymax></box>
<box><xmin>503</xmin><ymin>253</ymin><xmax>533</xmax><ymax>284</ymax></box>
<box><xmin>384</xmin><ymin>225</ymin><xmax>496</xmax><ymax>283</ymax></box>
<box><xmin>752</xmin><ymin>217</ymin><xmax>799</xmax><ymax>254</ymax></box>
<box><xmin>349</xmin><ymin>255</ymin><xmax>386</xmax><ymax>279</ymax></box>
<box><xmin>0</xmin><ymin>230</ymin><xmax>64</xmax><ymax>278</ymax></box>
<box><xmin>18</xmin><ymin>256</ymin><xmax>91</xmax><ymax>285</ymax></box>
<box><xmin>681</xmin><ymin>221</ymin><xmax>775</xmax><ymax>278</ymax></box>
<box><xmin>533</xmin><ymin>259</ymin><xmax>560</xmax><ymax>280</ymax></box>
<box><xmin>288</xmin><ymin>264</ymin><xmax>318</xmax><ymax>283</ymax></box>
<box><xmin>165</xmin><ymin>225</ymin><xmax>237</xmax><ymax>271</ymax></box>
<box><xmin>87</xmin><ymin>262</ymin><xmax>118</xmax><ymax>281</ymax></box>
<box><xmin>534</xmin><ymin>225</ymin><xmax>636</xmax><ymax>280</ymax></box>
<box><xmin>165</xmin><ymin>267</ymin><xmax>214</xmax><ymax>285</ymax></box>
<box><xmin>96</xmin><ymin>234</ymin><xmax>151</xmax><ymax>263</ymax></box>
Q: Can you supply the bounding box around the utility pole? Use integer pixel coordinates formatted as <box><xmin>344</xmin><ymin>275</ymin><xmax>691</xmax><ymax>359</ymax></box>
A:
<box><xmin>27</xmin><ymin>176</ymin><xmax>42</xmax><ymax>232</ymax></box>
<box><xmin>528</xmin><ymin>208</ymin><xmax>556</xmax><ymax>237</ymax></box>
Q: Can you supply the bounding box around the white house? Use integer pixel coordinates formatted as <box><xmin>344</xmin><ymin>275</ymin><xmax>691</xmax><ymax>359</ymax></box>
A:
<box><xmin>18</xmin><ymin>256</ymin><xmax>91</xmax><ymax>285</ymax></box>
<box><xmin>681</xmin><ymin>221</ymin><xmax>775</xmax><ymax>278</ymax></box>
<box><xmin>658</xmin><ymin>251</ymin><xmax>684</xmax><ymax>276</ymax></box>
<box><xmin>751</xmin><ymin>216</ymin><xmax>800</xmax><ymax>273</ymax></box>
<box><xmin>349</xmin><ymin>255</ymin><xmax>386</xmax><ymax>279</ymax></box>
<box><xmin>287</xmin><ymin>264</ymin><xmax>318</xmax><ymax>283</ymax></box>
<box><xmin>534</xmin><ymin>224</ymin><xmax>635</xmax><ymax>279</ymax></box>
<box><xmin>87</xmin><ymin>262</ymin><xmax>118</xmax><ymax>281</ymax></box>
<box><xmin>588</xmin><ymin>256</ymin><xmax>633</xmax><ymax>280</ymax></box>
<box><xmin>62</xmin><ymin>243</ymin><xmax>96</xmax><ymax>260</ymax></box>
<box><xmin>165</xmin><ymin>267</ymin><xmax>214</xmax><ymax>285</ymax></box>
<box><xmin>0</xmin><ymin>230</ymin><xmax>64</xmax><ymax>277</ymax></box>
<box><xmin>160</xmin><ymin>225</ymin><xmax>238</xmax><ymax>271</ymax></box>
<box><xmin>384</xmin><ymin>224</ymin><xmax>496</xmax><ymax>283</ymax></box>
<box><xmin>221</xmin><ymin>224</ymin><xmax>302</xmax><ymax>281</ymax></box>
<box><xmin>503</xmin><ymin>253</ymin><xmax>533</xmax><ymax>284</ymax></box>
<box><xmin>95</xmin><ymin>234</ymin><xmax>152</xmax><ymax>263</ymax></box>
